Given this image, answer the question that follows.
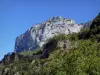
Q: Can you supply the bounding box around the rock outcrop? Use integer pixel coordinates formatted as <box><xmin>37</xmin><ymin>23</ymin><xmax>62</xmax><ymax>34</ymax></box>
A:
<box><xmin>15</xmin><ymin>16</ymin><xmax>87</xmax><ymax>52</ymax></box>
<box><xmin>41</xmin><ymin>40</ymin><xmax>71</xmax><ymax>58</ymax></box>
<box><xmin>57</xmin><ymin>40</ymin><xmax>71</xmax><ymax>50</ymax></box>
<box><xmin>1</xmin><ymin>52</ymin><xmax>19</xmax><ymax>65</ymax></box>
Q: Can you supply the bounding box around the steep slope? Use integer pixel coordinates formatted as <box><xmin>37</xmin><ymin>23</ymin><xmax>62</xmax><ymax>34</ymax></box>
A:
<box><xmin>79</xmin><ymin>21</ymin><xmax>92</xmax><ymax>28</ymax></box>
<box><xmin>90</xmin><ymin>13</ymin><xmax>100</xmax><ymax>35</ymax></box>
<box><xmin>0</xmin><ymin>13</ymin><xmax>100</xmax><ymax>75</ymax></box>
<box><xmin>15</xmin><ymin>16</ymin><xmax>83</xmax><ymax>52</ymax></box>
<box><xmin>78</xmin><ymin>13</ymin><xmax>100</xmax><ymax>40</ymax></box>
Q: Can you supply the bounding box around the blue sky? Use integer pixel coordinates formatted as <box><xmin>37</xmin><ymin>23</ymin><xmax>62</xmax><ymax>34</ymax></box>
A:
<box><xmin>0</xmin><ymin>0</ymin><xmax>100</xmax><ymax>60</ymax></box>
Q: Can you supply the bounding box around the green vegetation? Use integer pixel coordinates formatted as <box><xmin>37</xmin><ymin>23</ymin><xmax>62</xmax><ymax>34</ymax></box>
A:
<box><xmin>90</xmin><ymin>13</ymin><xmax>100</xmax><ymax>35</ymax></box>
<box><xmin>79</xmin><ymin>13</ymin><xmax>100</xmax><ymax>41</ymax></box>
<box><xmin>0</xmin><ymin>13</ymin><xmax>100</xmax><ymax>75</ymax></box>
<box><xmin>1</xmin><ymin>39</ymin><xmax>100</xmax><ymax>75</ymax></box>
<box><xmin>19</xmin><ymin>47</ymin><xmax>43</xmax><ymax>56</ymax></box>
<box><xmin>78</xmin><ymin>27</ymin><xmax>90</xmax><ymax>39</ymax></box>
<box><xmin>43</xmin><ymin>34</ymin><xmax>68</xmax><ymax>49</ymax></box>
<box><xmin>40</xmin><ymin>40</ymin><xmax>100</xmax><ymax>75</ymax></box>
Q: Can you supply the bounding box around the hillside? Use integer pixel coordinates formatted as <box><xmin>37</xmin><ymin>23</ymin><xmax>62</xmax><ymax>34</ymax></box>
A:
<box><xmin>0</xmin><ymin>13</ymin><xmax>100</xmax><ymax>75</ymax></box>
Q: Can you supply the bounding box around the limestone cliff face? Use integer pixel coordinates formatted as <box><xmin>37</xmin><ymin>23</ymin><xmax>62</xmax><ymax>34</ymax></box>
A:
<box><xmin>15</xmin><ymin>16</ymin><xmax>85</xmax><ymax>52</ymax></box>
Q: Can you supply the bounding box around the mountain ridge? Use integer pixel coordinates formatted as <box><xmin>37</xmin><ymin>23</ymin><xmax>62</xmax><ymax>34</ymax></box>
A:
<box><xmin>14</xmin><ymin>16</ymin><xmax>91</xmax><ymax>52</ymax></box>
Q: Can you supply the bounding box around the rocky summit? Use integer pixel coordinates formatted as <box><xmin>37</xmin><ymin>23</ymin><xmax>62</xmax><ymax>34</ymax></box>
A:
<box><xmin>14</xmin><ymin>16</ymin><xmax>87</xmax><ymax>52</ymax></box>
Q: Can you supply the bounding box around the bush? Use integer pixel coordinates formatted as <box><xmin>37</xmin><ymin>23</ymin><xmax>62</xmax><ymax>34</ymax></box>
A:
<box><xmin>78</xmin><ymin>27</ymin><xmax>90</xmax><ymax>39</ymax></box>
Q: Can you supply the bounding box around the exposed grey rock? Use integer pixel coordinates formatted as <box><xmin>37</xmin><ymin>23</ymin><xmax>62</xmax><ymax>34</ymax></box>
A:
<box><xmin>1</xmin><ymin>68</ymin><xmax>10</xmax><ymax>75</ymax></box>
<box><xmin>57</xmin><ymin>40</ymin><xmax>70</xmax><ymax>50</ymax></box>
<box><xmin>14</xmin><ymin>16</ymin><xmax>90</xmax><ymax>52</ymax></box>
<box><xmin>63</xmin><ymin>40</ymin><xmax>71</xmax><ymax>50</ymax></box>
<box><xmin>14</xmin><ymin>72</ymin><xmax>20</xmax><ymax>75</ymax></box>
<box><xmin>41</xmin><ymin>40</ymin><xmax>71</xmax><ymax>58</ymax></box>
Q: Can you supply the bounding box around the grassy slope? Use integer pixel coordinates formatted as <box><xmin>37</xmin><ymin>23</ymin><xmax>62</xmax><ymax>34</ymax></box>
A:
<box><xmin>19</xmin><ymin>47</ymin><xmax>42</xmax><ymax>56</ymax></box>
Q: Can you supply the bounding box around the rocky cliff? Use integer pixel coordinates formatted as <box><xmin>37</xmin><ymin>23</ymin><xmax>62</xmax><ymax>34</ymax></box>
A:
<box><xmin>14</xmin><ymin>16</ymin><xmax>88</xmax><ymax>52</ymax></box>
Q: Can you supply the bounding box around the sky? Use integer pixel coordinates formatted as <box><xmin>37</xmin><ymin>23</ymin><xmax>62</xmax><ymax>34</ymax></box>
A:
<box><xmin>0</xmin><ymin>0</ymin><xmax>100</xmax><ymax>60</ymax></box>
